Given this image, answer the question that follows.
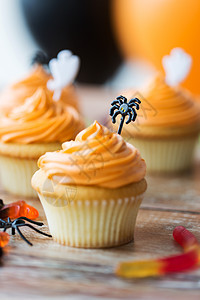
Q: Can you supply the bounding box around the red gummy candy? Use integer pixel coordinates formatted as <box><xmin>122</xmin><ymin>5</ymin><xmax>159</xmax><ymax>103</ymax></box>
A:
<box><xmin>173</xmin><ymin>226</ymin><xmax>198</xmax><ymax>249</ymax></box>
<box><xmin>160</xmin><ymin>247</ymin><xmax>199</xmax><ymax>273</ymax></box>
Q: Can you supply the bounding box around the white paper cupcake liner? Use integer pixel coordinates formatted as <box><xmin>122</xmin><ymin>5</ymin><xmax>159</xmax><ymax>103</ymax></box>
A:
<box><xmin>37</xmin><ymin>193</ymin><xmax>144</xmax><ymax>248</ymax></box>
<box><xmin>129</xmin><ymin>137</ymin><xmax>197</xmax><ymax>173</ymax></box>
<box><xmin>0</xmin><ymin>155</ymin><xmax>38</xmax><ymax>197</ymax></box>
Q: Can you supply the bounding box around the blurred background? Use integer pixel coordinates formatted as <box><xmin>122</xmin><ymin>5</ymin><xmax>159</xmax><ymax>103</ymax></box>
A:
<box><xmin>0</xmin><ymin>0</ymin><xmax>200</xmax><ymax>94</ymax></box>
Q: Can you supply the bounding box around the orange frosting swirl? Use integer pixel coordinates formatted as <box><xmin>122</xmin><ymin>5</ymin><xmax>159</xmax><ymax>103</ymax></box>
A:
<box><xmin>138</xmin><ymin>75</ymin><xmax>200</xmax><ymax>127</ymax></box>
<box><xmin>0</xmin><ymin>65</ymin><xmax>79</xmax><ymax>113</ymax></box>
<box><xmin>0</xmin><ymin>87</ymin><xmax>84</xmax><ymax>144</ymax></box>
<box><xmin>38</xmin><ymin>121</ymin><xmax>146</xmax><ymax>188</ymax></box>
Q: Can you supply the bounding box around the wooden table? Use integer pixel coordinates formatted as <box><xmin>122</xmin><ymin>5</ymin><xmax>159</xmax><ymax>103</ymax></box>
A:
<box><xmin>0</xmin><ymin>87</ymin><xmax>200</xmax><ymax>299</ymax></box>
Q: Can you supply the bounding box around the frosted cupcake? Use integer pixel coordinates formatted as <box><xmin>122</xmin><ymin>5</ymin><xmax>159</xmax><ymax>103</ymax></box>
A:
<box><xmin>115</xmin><ymin>48</ymin><xmax>200</xmax><ymax>173</ymax></box>
<box><xmin>32</xmin><ymin>121</ymin><xmax>147</xmax><ymax>248</ymax></box>
<box><xmin>0</xmin><ymin>51</ymin><xmax>80</xmax><ymax>114</ymax></box>
<box><xmin>0</xmin><ymin>50</ymin><xmax>84</xmax><ymax>197</ymax></box>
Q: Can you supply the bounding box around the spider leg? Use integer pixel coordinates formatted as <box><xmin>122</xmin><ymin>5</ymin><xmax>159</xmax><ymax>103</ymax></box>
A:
<box><xmin>0</xmin><ymin>218</ymin><xmax>7</xmax><ymax>223</ymax></box>
<box><xmin>16</xmin><ymin>217</ymin><xmax>44</xmax><ymax>227</ymax></box>
<box><xmin>112</xmin><ymin>110</ymin><xmax>121</xmax><ymax>123</ymax></box>
<box><xmin>111</xmin><ymin>100</ymin><xmax>121</xmax><ymax>106</ymax></box>
<box><xmin>110</xmin><ymin>104</ymin><xmax>120</xmax><ymax>116</ymax></box>
<box><xmin>129</xmin><ymin>101</ymin><xmax>139</xmax><ymax>110</ymax></box>
<box><xmin>15</xmin><ymin>226</ymin><xmax>33</xmax><ymax>246</ymax></box>
<box><xmin>129</xmin><ymin>97</ymin><xmax>141</xmax><ymax>105</ymax></box>
<box><xmin>117</xmin><ymin>95</ymin><xmax>127</xmax><ymax>103</ymax></box>
<box><xmin>126</xmin><ymin>111</ymin><xmax>132</xmax><ymax>124</ymax></box>
<box><xmin>0</xmin><ymin>219</ymin><xmax>10</xmax><ymax>232</ymax></box>
<box><xmin>129</xmin><ymin>98</ymin><xmax>141</xmax><ymax>110</ymax></box>
<box><xmin>129</xmin><ymin>107</ymin><xmax>137</xmax><ymax>121</ymax></box>
<box><xmin>17</xmin><ymin>223</ymin><xmax>52</xmax><ymax>238</ymax></box>
<box><xmin>0</xmin><ymin>219</ymin><xmax>7</xmax><ymax>228</ymax></box>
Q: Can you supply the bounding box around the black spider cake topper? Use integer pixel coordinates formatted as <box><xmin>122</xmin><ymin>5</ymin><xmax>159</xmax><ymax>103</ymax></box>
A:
<box><xmin>110</xmin><ymin>95</ymin><xmax>141</xmax><ymax>134</ymax></box>
<box><xmin>31</xmin><ymin>50</ymin><xmax>50</xmax><ymax>66</ymax></box>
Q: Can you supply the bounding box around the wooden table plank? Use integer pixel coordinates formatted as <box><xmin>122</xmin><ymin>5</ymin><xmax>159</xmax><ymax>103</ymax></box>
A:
<box><xmin>0</xmin><ymin>201</ymin><xmax>200</xmax><ymax>299</ymax></box>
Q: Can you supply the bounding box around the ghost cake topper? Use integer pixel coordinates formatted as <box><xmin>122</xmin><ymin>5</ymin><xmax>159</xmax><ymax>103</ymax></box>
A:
<box><xmin>110</xmin><ymin>95</ymin><xmax>141</xmax><ymax>135</ymax></box>
<box><xmin>162</xmin><ymin>47</ymin><xmax>192</xmax><ymax>87</ymax></box>
<box><xmin>47</xmin><ymin>50</ymin><xmax>80</xmax><ymax>101</ymax></box>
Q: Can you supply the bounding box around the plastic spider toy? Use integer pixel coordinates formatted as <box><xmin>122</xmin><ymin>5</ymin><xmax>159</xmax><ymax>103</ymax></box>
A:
<box><xmin>32</xmin><ymin>50</ymin><xmax>49</xmax><ymax>66</ymax></box>
<box><xmin>110</xmin><ymin>95</ymin><xmax>141</xmax><ymax>134</ymax></box>
<box><xmin>0</xmin><ymin>217</ymin><xmax>52</xmax><ymax>246</ymax></box>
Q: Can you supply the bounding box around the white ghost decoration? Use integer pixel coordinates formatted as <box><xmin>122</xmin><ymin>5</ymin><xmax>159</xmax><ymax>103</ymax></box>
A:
<box><xmin>47</xmin><ymin>50</ymin><xmax>80</xmax><ymax>101</ymax></box>
<box><xmin>162</xmin><ymin>47</ymin><xmax>192</xmax><ymax>87</ymax></box>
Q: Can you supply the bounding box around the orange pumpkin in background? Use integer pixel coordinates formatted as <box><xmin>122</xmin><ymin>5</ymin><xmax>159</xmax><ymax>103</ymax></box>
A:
<box><xmin>112</xmin><ymin>0</ymin><xmax>200</xmax><ymax>94</ymax></box>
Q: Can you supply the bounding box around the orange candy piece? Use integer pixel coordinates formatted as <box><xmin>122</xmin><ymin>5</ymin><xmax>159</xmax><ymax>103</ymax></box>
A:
<box><xmin>0</xmin><ymin>232</ymin><xmax>10</xmax><ymax>248</ymax></box>
<box><xmin>0</xmin><ymin>200</ymin><xmax>39</xmax><ymax>220</ymax></box>
<box><xmin>14</xmin><ymin>201</ymin><xmax>39</xmax><ymax>220</ymax></box>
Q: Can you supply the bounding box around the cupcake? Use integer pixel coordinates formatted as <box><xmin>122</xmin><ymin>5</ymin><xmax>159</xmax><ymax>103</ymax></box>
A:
<box><xmin>32</xmin><ymin>121</ymin><xmax>147</xmax><ymax>248</ymax></box>
<box><xmin>118</xmin><ymin>75</ymin><xmax>200</xmax><ymax>173</ymax></box>
<box><xmin>113</xmin><ymin>48</ymin><xmax>200</xmax><ymax>173</ymax></box>
<box><xmin>0</xmin><ymin>64</ymin><xmax>80</xmax><ymax>115</ymax></box>
<box><xmin>0</xmin><ymin>50</ymin><xmax>84</xmax><ymax>197</ymax></box>
<box><xmin>0</xmin><ymin>86</ymin><xmax>84</xmax><ymax>197</ymax></box>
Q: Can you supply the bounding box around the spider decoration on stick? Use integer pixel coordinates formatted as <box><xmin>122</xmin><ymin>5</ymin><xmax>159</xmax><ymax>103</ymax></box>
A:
<box><xmin>110</xmin><ymin>95</ymin><xmax>141</xmax><ymax>135</ymax></box>
<box><xmin>32</xmin><ymin>50</ymin><xmax>50</xmax><ymax>66</ymax></box>
<box><xmin>0</xmin><ymin>217</ymin><xmax>52</xmax><ymax>246</ymax></box>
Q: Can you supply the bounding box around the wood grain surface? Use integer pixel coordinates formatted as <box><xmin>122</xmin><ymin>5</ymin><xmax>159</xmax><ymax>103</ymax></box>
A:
<box><xmin>0</xmin><ymin>87</ymin><xmax>200</xmax><ymax>300</ymax></box>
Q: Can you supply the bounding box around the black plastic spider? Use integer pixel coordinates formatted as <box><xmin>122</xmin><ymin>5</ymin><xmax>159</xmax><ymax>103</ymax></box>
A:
<box><xmin>0</xmin><ymin>217</ymin><xmax>52</xmax><ymax>246</ymax></box>
<box><xmin>110</xmin><ymin>95</ymin><xmax>141</xmax><ymax>134</ymax></box>
<box><xmin>32</xmin><ymin>50</ymin><xmax>50</xmax><ymax>66</ymax></box>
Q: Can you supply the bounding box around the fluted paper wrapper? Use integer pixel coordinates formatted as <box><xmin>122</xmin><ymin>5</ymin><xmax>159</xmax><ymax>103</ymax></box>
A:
<box><xmin>0</xmin><ymin>155</ymin><xmax>38</xmax><ymax>197</ymax></box>
<box><xmin>38</xmin><ymin>192</ymin><xmax>144</xmax><ymax>248</ymax></box>
<box><xmin>0</xmin><ymin>142</ymin><xmax>61</xmax><ymax>197</ymax></box>
<box><xmin>129</xmin><ymin>137</ymin><xmax>197</xmax><ymax>173</ymax></box>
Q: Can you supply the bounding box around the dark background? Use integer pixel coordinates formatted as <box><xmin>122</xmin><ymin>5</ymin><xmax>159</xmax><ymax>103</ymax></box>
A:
<box><xmin>21</xmin><ymin>0</ymin><xmax>122</xmax><ymax>84</ymax></box>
